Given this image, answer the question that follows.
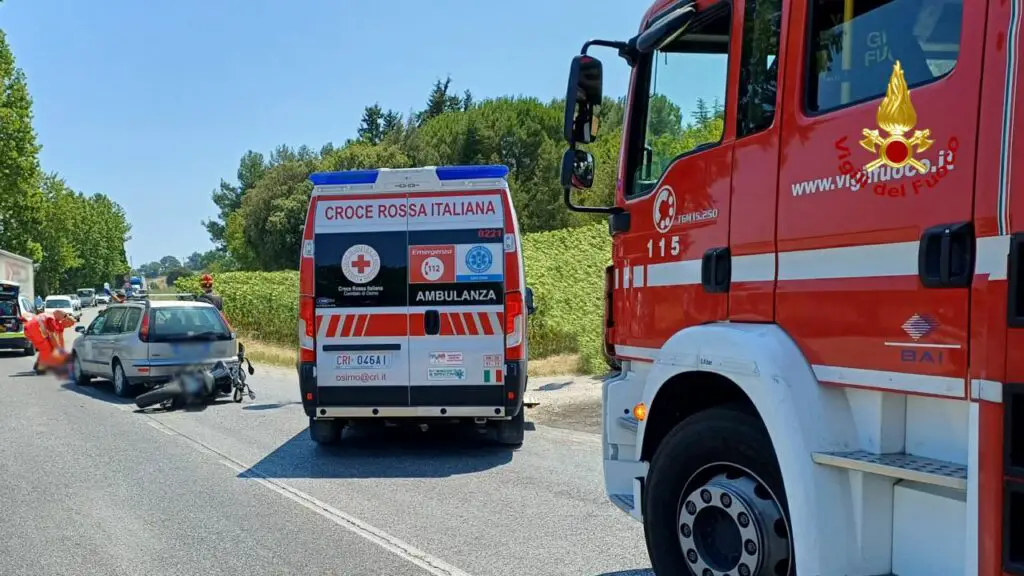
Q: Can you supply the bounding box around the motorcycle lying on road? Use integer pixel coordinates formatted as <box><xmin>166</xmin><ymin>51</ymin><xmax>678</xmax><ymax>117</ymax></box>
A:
<box><xmin>134</xmin><ymin>343</ymin><xmax>256</xmax><ymax>411</ymax></box>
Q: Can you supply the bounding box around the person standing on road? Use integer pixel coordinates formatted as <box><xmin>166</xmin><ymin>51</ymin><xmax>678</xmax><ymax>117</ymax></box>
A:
<box><xmin>24</xmin><ymin>309</ymin><xmax>75</xmax><ymax>375</ymax></box>
<box><xmin>197</xmin><ymin>274</ymin><xmax>223</xmax><ymax>312</ymax></box>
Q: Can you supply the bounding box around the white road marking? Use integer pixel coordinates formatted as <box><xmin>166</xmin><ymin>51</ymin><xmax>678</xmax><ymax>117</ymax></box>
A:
<box><xmin>135</xmin><ymin>412</ymin><xmax>473</xmax><ymax>576</ymax></box>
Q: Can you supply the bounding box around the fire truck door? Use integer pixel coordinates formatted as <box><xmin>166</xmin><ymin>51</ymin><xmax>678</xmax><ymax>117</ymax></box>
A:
<box><xmin>777</xmin><ymin>0</ymin><xmax>981</xmax><ymax>395</ymax></box>
<box><xmin>615</xmin><ymin>3</ymin><xmax>734</xmax><ymax>355</ymax></box>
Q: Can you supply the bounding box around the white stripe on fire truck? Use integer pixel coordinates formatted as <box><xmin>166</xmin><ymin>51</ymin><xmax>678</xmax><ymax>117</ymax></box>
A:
<box><xmin>616</xmin><ymin>236</ymin><xmax>1010</xmax><ymax>287</ymax></box>
<box><xmin>615</xmin><ymin>344</ymin><xmax>970</xmax><ymax>399</ymax></box>
<box><xmin>998</xmin><ymin>0</ymin><xmax>1021</xmax><ymax>235</ymax></box>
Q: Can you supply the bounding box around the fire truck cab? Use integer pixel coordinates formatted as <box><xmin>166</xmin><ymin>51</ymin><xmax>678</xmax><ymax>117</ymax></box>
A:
<box><xmin>560</xmin><ymin>0</ymin><xmax>1022</xmax><ymax>574</ymax></box>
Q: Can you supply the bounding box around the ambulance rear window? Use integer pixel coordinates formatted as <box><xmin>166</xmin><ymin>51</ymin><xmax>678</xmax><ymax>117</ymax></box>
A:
<box><xmin>314</xmin><ymin>231</ymin><xmax>408</xmax><ymax>308</ymax></box>
<box><xmin>806</xmin><ymin>0</ymin><xmax>963</xmax><ymax>114</ymax></box>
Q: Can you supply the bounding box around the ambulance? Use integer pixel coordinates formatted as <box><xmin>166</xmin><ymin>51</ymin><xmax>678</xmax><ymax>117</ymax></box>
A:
<box><xmin>297</xmin><ymin>165</ymin><xmax>534</xmax><ymax>446</ymax></box>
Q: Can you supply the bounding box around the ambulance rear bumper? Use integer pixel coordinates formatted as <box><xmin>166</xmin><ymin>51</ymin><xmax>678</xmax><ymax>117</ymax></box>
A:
<box><xmin>298</xmin><ymin>359</ymin><xmax>527</xmax><ymax>419</ymax></box>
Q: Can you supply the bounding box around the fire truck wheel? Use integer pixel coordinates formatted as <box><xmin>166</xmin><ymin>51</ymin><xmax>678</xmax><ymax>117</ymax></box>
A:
<box><xmin>643</xmin><ymin>406</ymin><xmax>793</xmax><ymax>576</ymax></box>
<box><xmin>309</xmin><ymin>417</ymin><xmax>342</xmax><ymax>445</ymax></box>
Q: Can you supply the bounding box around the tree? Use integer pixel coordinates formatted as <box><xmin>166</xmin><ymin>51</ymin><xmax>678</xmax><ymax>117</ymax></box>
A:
<box><xmin>202</xmin><ymin>150</ymin><xmax>267</xmax><ymax>247</ymax></box>
<box><xmin>357</xmin><ymin>104</ymin><xmax>384</xmax><ymax>145</ymax></box>
<box><xmin>0</xmin><ymin>30</ymin><xmax>43</xmax><ymax>262</ymax></box>
<box><xmin>415</xmin><ymin>76</ymin><xmax>463</xmax><ymax>125</ymax></box>
<box><xmin>159</xmin><ymin>255</ymin><xmax>182</xmax><ymax>271</ymax></box>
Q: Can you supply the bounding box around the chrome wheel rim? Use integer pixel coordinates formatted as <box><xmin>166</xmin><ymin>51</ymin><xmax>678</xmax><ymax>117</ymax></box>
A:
<box><xmin>678</xmin><ymin>464</ymin><xmax>792</xmax><ymax>576</ymax></box>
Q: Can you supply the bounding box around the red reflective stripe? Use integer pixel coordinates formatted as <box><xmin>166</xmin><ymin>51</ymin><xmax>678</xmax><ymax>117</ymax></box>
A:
<box><xmin>462</xmin><ymin>312</ymin><xmax>477</xmax><ymax>335</ymax></box>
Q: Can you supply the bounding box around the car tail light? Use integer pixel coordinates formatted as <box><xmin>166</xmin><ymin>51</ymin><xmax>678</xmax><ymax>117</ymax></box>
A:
<box><xmin>298</xmin><ymin>295</ymin><xmax>316</xmax><ymax>363</ymax></box>
<box><xmin>505</xmin><ymin>290</ymin><xmax>524</xmax><ymax>360</ymax></box>
<box><xmin>139</xmin><ymin>310</ymin><xmax>150</xmax><ymax>342</ymax></box>
<box><xmin>220</xmin><ymin>310</ymin><xmax>234</xmax><ymax>333</ymax></box>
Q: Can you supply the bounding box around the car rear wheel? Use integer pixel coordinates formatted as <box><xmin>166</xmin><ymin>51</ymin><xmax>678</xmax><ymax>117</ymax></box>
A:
<box><xmin>72</xmin><ymin>354</ymin><xmax>91</xmax><ymax>386</ymax></box>
<box><xmin>112</xmin><ymin>361</ymin><xmax>132</xmax><ymax>397</ymax></box>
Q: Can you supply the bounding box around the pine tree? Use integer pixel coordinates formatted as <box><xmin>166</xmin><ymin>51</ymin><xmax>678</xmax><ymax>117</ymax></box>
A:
<box><xmin>357</xmin><ymin>104</ymin><xmax>384</xmax><ymax>144</ymax></box>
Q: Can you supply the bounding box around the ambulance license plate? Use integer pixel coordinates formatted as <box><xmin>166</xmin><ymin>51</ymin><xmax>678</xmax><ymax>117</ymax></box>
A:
<box><xmin>336</xmin><ymin>353</ymin><xmax>392</xmax><ymax>369</ymax></box>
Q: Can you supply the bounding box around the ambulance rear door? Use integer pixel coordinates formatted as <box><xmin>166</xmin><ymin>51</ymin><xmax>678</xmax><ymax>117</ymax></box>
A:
<box><xmin>311</xmin><ymin>183</ymin><xmax>411</xmax><ymax>410</ymax></box>
<box><xmin>407</xmin><ymin>172</ymin><xmax>507</xmax><ymax>414</ymax></box>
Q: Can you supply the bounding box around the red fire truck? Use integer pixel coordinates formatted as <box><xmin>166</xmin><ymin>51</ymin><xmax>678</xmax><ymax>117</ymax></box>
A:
<box><xmin>560</xmin><ymin>0</ymin><xmax>1020</xmax><ymax>574</ymax></box>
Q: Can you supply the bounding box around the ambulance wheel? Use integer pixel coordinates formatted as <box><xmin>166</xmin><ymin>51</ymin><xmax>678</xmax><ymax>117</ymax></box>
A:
<box><xmin>643</xmin><ymin>407</ymin><xmax>793</xmax><ymax>576</ymax></box>
<box><xmin>494</xmin><ymin>406</ymin><xmax>525</xmax><ymax>446</ymax></box>
<box><xmin>309</xmin><ymin>417</ymin><xmax>342</xmax><ymax>445</ymax></box>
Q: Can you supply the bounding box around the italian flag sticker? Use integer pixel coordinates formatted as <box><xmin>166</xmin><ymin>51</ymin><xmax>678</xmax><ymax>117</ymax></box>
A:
<box><xmin>484</xmin><ymin>369</ymin><xmax>503</xmax><ymax>383</ymax></box>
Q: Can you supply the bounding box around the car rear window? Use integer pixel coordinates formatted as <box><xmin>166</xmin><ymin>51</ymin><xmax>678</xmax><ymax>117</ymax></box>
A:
<box><xmin>46</xmin><ymin>299</ymin><xmax>72</xmax><ymax>309</ymax></box>
<box><xmin>78</xmin><ymin>289</ymin><xmax>94</xmax><ymax>297</ymax></box>
<box><xmin>150</xmin><ymin>307</ymin><xmax>232</xmax><ymax>341</ymax></box>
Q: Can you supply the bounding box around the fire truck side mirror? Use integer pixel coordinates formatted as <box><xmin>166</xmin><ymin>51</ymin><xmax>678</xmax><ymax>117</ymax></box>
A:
<box><xmin>560</xmin><ymin>149</ymin><xmax>595</xmax><ymax>189</ymax></box>
<box><xmin>564</xmin><ymin>54</ymin><xmax>604</xmax><ymax>145</ymax></box>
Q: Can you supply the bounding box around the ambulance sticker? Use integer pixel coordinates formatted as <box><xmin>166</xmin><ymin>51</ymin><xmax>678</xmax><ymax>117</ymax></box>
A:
<box><xmin>429</xmin><ymin>352</ymin><xmax>463</xmax><ymax>366</ymax></box>
<box><xmin>455</xmin><ymin>244</ymin><xmax>503</xmax><ymax>282</ymax></box>
<box><xmin>341</xmin><ymin>244</ymin><xmax>381</xmax><ymax>284</ymax></box>
<box><xmin>428</xmin><ymin>367</ymin><xmax>466</xmax><ymax>381</ymax></box>
<box><xmin>410</xmin><ymin>245</ymin><xmax>456</xmax><ymax>283</ymax></box>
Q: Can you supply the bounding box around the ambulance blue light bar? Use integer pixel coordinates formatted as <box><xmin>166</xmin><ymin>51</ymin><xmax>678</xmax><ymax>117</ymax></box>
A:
<box><xmin>309</xmin><ymin>170</ymin><xmax>379</xmax><ymax>186</ymax></box>
<box><xmin>309</xmin><ymin>165</ymin><xmax>509</xmax><ymax>187</ymax></box>
<box><xmin>435</xmin><ymin>165</ymin><xmax>509</xmax><ymax>181</ymax></box>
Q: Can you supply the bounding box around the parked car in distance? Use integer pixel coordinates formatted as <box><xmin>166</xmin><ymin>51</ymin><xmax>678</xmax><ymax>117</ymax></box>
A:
<box><xmin>70</xmin><ymin>295</ymin><xmax>81</xmax><ymax>311</ymax></box>
<box><xmin>95</xmin><ymin>294</ymin><xmax>110</xmax><ymax>305</ymax></box>
<box><xmin>70</xmin><ymin>298</ymin><xmax>238</xmax><ymax>397</ymax></box>
<box><xmin>44</xmin><ymin>295</ymin><xmax>81</xmax><ymax>322</ymax></box>
<box><xmin>76</xmin><ymin>288</ymin><xmax>96</xmax><ymax>307</ymax></box>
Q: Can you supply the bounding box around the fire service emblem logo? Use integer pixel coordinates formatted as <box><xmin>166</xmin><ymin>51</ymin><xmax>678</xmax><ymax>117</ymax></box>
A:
<box><xmin>341</xmin><ymin>244</ymin><xmax>381</xmax><ymax>284</ymax></box>
<box><xmin>653</xmin><ymin>186</ymin><xmax>677</xmax><ymax>233</ymax></box>
<box><xmin>859</xmin><ymin>60</ymin><xmax>933</xmax><ymax>175</ymax></box>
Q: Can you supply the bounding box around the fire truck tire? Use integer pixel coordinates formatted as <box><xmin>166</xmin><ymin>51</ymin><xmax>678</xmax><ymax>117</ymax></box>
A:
<box><xmin>309</xmin><ymin>417</ymin><xmax>342</xmax><ymax>445</ymax></box>
<box><xmin>643</xmin><ymin>406</ymin><xmax>793</xmax><ymax>576</ymax></box>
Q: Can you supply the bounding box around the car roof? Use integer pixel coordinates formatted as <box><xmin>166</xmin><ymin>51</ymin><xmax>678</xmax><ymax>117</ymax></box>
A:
<box><xmin>109</xmin><ymin>300</ymin><xmax>215</xmax><ymax>309</ymax></box>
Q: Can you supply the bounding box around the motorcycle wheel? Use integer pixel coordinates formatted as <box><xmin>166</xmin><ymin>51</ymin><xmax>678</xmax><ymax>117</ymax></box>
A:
<box><xmin>232</xmin><ymin>387</ymin><xmax>243</xmax><ymax>402</ymax></box>
<box><xmin>135</xmin><ymin>383</ymin><xmax>184</xmax><ymax>409</ymax></box>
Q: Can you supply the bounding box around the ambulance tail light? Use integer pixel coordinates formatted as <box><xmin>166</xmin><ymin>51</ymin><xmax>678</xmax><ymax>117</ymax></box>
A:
<box><xmin>138</xmin><ymin>310</ymin><xmax>150</xmax><ymax>342</ymax></box>
<box><xmin>298</xmin><ymin>295</ymin><xmax>316</xmax><ymax>363</ymax></box>
<box><xmin>505</xmin><ymin>290</ymin><xmax>524</xmax><ymax>359</ymax></box>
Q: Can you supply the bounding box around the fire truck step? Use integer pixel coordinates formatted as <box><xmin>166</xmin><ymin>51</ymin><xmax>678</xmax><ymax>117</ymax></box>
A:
<box><xmin>811</xmin><ymin>450</ymin><xmax>967</xmax><ymax>491</ymax></box>
<box><xmin>609</xmin><ymin>493</ymin><xmax>634</xmax><ymax>513</ymax></box>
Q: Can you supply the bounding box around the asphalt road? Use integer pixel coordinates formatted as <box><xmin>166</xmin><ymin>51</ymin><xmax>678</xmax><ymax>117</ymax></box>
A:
<box><xmin>0</xmin><ymin>307</ymin><xmax>652</xmax><ymax>576</ymax></box>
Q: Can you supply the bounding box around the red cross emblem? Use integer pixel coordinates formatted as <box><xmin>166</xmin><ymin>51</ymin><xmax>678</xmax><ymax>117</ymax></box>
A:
<box><xmin>351</xmin><ymin>254</ymin><xmax>372</xmax><ymax>274</ymax></box>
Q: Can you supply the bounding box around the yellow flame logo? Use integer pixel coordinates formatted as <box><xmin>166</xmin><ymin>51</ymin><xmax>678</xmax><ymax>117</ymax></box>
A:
<box><xmin>859</xmin><ymin>60</ymin><xmax>933</xmax><ymax>174</ymax></box>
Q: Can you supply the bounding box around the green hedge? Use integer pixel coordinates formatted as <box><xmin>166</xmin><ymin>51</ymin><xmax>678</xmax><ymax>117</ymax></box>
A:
<box><xmin>178</xmin><ymin>223</ymin><xmax>611</xmax><ymax>373</ymax></box>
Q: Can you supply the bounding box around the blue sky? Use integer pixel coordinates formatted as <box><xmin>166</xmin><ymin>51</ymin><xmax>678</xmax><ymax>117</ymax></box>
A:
<box><xmin>2</xmin><ymin>0</ymin><xmax>720</xmax><ymax>265</ymax></box>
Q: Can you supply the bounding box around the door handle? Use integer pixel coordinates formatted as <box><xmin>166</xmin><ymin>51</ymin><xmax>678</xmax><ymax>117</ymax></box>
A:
<box><xmin>424</xmin><ymin>310</ymin><xmax>440</xmax><ymax>336</ymax></box>
<box><xmin>918</xmin><ymin>221</ymin><xmax>974</xmax><ymax>289</ymax></box>
<box><xmin>702</xmin><ymin>246</ymin><xmax>731</xmax><ymax>293</ymax></box>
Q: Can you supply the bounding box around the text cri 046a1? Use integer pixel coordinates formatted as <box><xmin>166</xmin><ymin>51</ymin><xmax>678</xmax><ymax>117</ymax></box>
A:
<box><xmin>323</xmin><ymin>199</ymin><xmax>498</xmax><ymax>221</ymax></box>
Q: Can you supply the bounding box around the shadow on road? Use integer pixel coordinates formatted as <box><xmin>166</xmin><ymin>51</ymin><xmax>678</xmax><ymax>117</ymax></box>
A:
<box><xmin>593</xmin><ymin>570</ymin><xmax>654</xmax><ymax>576</ymax></box>
<box><xmin>243</xmin><ymin>424</ymin><xmax>521</xmax><ymax>480</ymax></box>
<box><xmin>58</xmin><ymin>379</ymin><xmax>137</xmax><ymax>407</ymax></box>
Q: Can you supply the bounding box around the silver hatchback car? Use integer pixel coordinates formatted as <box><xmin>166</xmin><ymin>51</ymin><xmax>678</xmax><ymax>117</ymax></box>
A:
<box><xmin>71</xmin><ymin>297</ymin><xmax>238</xmax><ymax>397</ymax></box>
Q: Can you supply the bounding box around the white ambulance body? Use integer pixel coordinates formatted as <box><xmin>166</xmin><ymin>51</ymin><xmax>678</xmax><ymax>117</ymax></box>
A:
<box><xmin>297</xmin><ymin>165</ymin><xmax>532</xmax><ymax>445</ymax></box>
